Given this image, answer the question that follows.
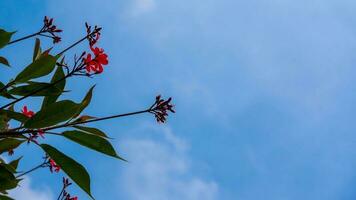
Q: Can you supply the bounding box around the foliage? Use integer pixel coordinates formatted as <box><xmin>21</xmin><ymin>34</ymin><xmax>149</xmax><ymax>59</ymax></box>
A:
<box><xmin>0</xmin><ymin>17</ymin><xmax>174</xmax><ymax>199</ymax></box>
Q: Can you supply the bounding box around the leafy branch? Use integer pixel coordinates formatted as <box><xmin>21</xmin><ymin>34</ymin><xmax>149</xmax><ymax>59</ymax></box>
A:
<box><xmin>0</xmin><ymin>16</ymin><xmax>175</xmax><ymax>200</ymax></box>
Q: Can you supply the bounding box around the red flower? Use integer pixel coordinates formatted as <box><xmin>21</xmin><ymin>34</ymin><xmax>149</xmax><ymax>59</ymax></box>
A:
<box><xmin>53</xmin><ymin>36</ymin><xmax>61</xmax><ymax>44</ymax></box>
<box><xmin>49</xmin><ymin>159</ymin><xmax>61</xmax><ymax>173</ymax></box>
<box><xmin>84</xmin><ymin>46</ymin><xmax>108</xmax><ymax>74</ymax></box>
<box><xmin>22</xmin><ymin>106</ymin><xmax>35</xmax><ymax>118</ymax></box>
<box><xmin>38</xmin><ymin>129</ymin><xmax>45</xmax><ymax>138</ymax></box>
<box><xmin>149</xmin><ymin>95</ymin><xmax>175</xmax><ymax>123</ymax></box>
<box><xmin>65</xmin><ymin>195</ymin><xmax>78</xmax><ymax>200</ymax></box>
<box><xmin>43</xmin><ymin>16</ymin><xmax>62</xmax><ymax>43</ymax></box>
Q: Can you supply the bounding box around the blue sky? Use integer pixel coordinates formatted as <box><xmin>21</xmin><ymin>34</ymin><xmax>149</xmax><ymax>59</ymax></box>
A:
<box><xmin>2</xmin><ymin>0</ymin><xmax>356</xmax><ymax>199</ymax></box>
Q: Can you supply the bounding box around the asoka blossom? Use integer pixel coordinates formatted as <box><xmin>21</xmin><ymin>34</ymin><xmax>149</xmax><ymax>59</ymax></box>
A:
<box><xmin>43</xmin><ymin>16</ymin><xmax>62</xmax><ymax>44</ymax></box>
<box><xmin>84</xmin><ymin>46</ymin><xmax>108</xmax><ymax>74</ymax></box>
<box><xmin>49</xmin><ymin>159</ymin><xmax>61</xmax><ymax>173</ymax></box>
<box><xmin>21</xmin><ymin>107</ymin><xmax>46</xmax><ymax>142</ymax></box>
<box><xmin>150</xmin><ymin>95</ymin><xmax>175</xmax><ymax>123</ymax></box>
<box><xmin>66</xmin><ymin>196</ymin><xmax>78</xmax><ymax>200</ymax></box>
<box><xmin>22</xmin><ymin>106</ymin><xmax>34</xmax><ymax>118</ymax></box>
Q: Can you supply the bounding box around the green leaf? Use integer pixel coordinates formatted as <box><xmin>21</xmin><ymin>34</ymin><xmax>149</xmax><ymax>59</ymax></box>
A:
<box><xmin>0</xmin><ymin>82</ymin><xmax>15</xmax><ymax>99</ymax></box>
<box><xmin>33</xmin><ymin>38</ymin><xmax>42</xmax><ymax>61</ymax></box>
<box><xmin>63</xmin><ymin>130</ymin><xmax>124</xmax><ymax>160</ymax></box>
<box><xmin>0</xmin><ymin>194</ymin><xmax>14</xmax><ymax>200</ymax></box>
<box><xmin>0</xmin><ymin>116</ymin><xmax>7</xmax><ymax>131</ymax></box>
<box><xmin>1</xmin><ymin>163</ymin><xmax>16</xmax><ymax>174</ymax></box>
<box><xmin>14</xmin><ymin>54</ymin><xmax>58</xmax><ymax>83</ymax></box>
<box><xmin>0</xmin><ymin>57</ymin><xmax>9</xmax><ymax>67</ymax></box>
<box><xmin>0</xmin><ymin>139</ymin><xmax>24</xmax><ymax>154</ymax></box>
<box><xmin>9</xmin><ymin>157</ymin><xmax>22</xmax><ymax>171</ymax></box>
<box><xmin>40</xmin><ymin>144</ymin><xmax>93</xmax><ymax>199</ymax></box>
<box><xmin>73</xmin><ymin>125</ymin><xmax>109</xmax><ymax>138</ymax></box>
<box><xmin>0</xmin><ymin>190</ymin><xmax>8</xmax><ymax>195</ymax></box>
<box><xmin>73</xmin><ymin>115</ymin><xmax>96</xmax><ymax>123</ymax></box>
<box><xmin>0</xmin><ymin>165</ymin><xmax>17</xmax><ymax>191</ymax></box>
<box><xmin>24</xmin><ymin>100</ymin><xmax>80</xmax><ymax>128</ymax></box>
<box><xmin>41</xmin><ymin>64</ymin><xmax>66</xmax><ymax>109</ymax></box>
<box><xmin>8</xmin><ymin>82</ymin><xmax>62</xmax><ymax>97</ymax></box>
<box><xmin>0</xmin><ymin>29</ymin><xmax>14</xmax><ymax>49</ymax></box>
<box><xmin>0</xmin><ymin>110</ymin><xmax>28</xmax><ymax>123</ymax></box>
<box><xmin>75</xmin><ymin>85</ymin><xmax>95</xmax><ymax>117</ymax></box>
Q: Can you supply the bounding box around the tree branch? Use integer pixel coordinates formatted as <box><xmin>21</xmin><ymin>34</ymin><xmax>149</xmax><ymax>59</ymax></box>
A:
<box><xmin>0</xmin><ymin>108</ymin><xmax>151</xmax><ymax>137</ymax></box>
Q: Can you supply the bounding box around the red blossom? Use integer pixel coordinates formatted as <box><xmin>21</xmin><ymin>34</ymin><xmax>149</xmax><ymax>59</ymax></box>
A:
<box><xmin>85</xmin><ymin>22</ymin><xmax>101</xmax><ymax>46</ymax></box>
<box><xmin>150</xmin><ymin>95</ymin><xmax>175</xmax><ymax>123</ymax></box>
<box><xmin>43</xmin><ymin>16</ymin><xmax>62</xmax><ymax>43</ymax></box>
<box><xmin>27</xmin><ymin>134</ymin><xmax>39</xmax><ymax>144</ymax></box>
<box><xmin>22</xmin><ymin>106</ymin><xmax>35</xmax><ymax>118</ymax></box>
<box><xmin>49</xmin><ymin>159</ymin><xmax>61</xmax><ymax>173</ymax></box>
<box><xmin>53</xmin><ymin>36</ymin><xmax>61</xmax><ymax>44</ymax></box>
<box><xmin>38</xmin><ymin>129</ymin><xmax>45</xmax><ymax>138</ymax></box>
<box><xmin>84</xmin><ymin>47</ymin><xmax>108</xmax><ymax>74</ymax></box>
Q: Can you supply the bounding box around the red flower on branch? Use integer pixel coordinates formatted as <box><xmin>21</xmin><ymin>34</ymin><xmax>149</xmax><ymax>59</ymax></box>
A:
<box><xmin>49</xmin><ymin>159</ymin><xmax>61</xmax><ymax>173</ymax></box>
<box><xmin>84</xmin><ymin>46</ymin><xmax>109</xmax><ymax>74</ymax></box>
<box><xmin>85</xmin><ymin>22</ymin><xmax>101</xmax><ymax>47</ymax></box>
<box><xmin>150</xmin><ymin>95</ymin><xmax>175</xmax><ymax>123</ymax></box>
<box><xmin>38</xmin><ymin>129</ymin><xmax>45</xmax><ymax>138</ymax></box>
<box><xmin>66</xmin><ymin>196</ymin><xmax>78</xmax><ymax>200</ymax></box>
<box><xmin>22</xmin><ymin>106</ymin><xmax>35</xmax><ymax>118</ymax></box>
<box><xmin>21</xmin><ymin>106</ymin><xmax>46</xmax><ymax>143</ymax></box>
<box><xmin>53</xmin><ymin>36</ymin><xmax>61</xmax><ymax>43</ymax></box>
<box><xmin>43</xmin><ymin>16</ymin><xmax>62</xmax><ymax>44</ymax></box>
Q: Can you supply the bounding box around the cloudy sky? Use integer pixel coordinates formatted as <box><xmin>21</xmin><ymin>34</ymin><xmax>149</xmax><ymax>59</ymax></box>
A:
<box><xmin>2</xmin><ymin>0</ymin><xmax>356</xmax><ymax>199</ymax></box>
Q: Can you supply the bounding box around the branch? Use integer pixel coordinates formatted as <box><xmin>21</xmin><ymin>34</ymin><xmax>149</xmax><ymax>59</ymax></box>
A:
<box><xmin>0</xmin><ymin>108</ymin><xmax>151</xmax><ymax>137</ymax></box>
<box><xmin>15</xmin><ymin>159</ymin><xmax>48</xmax><ymax>178</ymax></box>
<box><xmin>0</xmin><ymin>29</ymin><xmax>100</xmax><ymax>110</ymax></box>
<box><xmin>7</xmin><ymin>32</ymin><xmax>41</xmax><ymax>45</ymax></box>
<box><xmin>0</xmin><ymin>74</ymin><xmax>70</xmax><ymax>110</ymax></box>
<box><xmin>57</xmin><ymin>27</ymin><xmax>100</xmax><ymax>56</ymax></box>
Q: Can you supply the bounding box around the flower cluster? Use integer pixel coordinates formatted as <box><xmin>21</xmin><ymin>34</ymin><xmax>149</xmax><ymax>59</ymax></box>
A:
<box><xmin>49</xmin><ymin>158</ymin><xmax>61</xmax><ymax>173</ymax></box>
<box><xmin>84</xmin><ymin>47</ymin><xmax>108</xmax><ymax>74</ymax></box>
<box><xmin>83</xmin><ymin>23</ymin><xmax>108</xmax><ymax>74</ymax></box>
<box><xmin>61</xmin><ymin>178</ymin><xmax>78</xmax><ymax>200</ymax></box>
<box><xmin>149</xmin><ymin>95</ymin><xmax>175</xmax><ymax>123</ymax></box>
<box><xmin>85</xmin><ymin>22</ymin><xmax>101</xmax><ymax>47</ymax></box>
<box><xmin>21</xmin><ymin>106</ymin><xmax>45</xmax><ymax>143</ymax></box>
<box><xmin>41</xmin><ymin>16</ymin><xmax>62</xmax><ymax>44</ymax></box>
<box><xmin>21</xmin><ymin>106</ymin><xmax>34</xmax><ymax>118</ymax></box>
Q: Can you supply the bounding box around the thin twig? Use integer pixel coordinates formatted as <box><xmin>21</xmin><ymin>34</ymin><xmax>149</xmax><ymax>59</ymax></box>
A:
<box><xmin>57</xmin><ymin>28</ymin><xmax>100</xmax><ymax>56</ymax></box>
<box><xmin>7</xmin><ymin>32</ymin><xmax>41</xmax><ymax>45</ymax></box>
<box><xmin>0</xmin><ymin>29</ymin><xmax>100</xmax><ymax>110</ymax></box>
<box><xmin>15</xmin><ymin>160</ymin><xmax>47</xmax><ymax>178</ymax></box>
<box><xmin>0</xmin><ymin>108</ymin><xmax>151</xmax><ymax>136</ymax></box>
<box><xmin>0</xmin><ymin>74</ymin><xmax>70</xmax><ymax>110</ymax></box>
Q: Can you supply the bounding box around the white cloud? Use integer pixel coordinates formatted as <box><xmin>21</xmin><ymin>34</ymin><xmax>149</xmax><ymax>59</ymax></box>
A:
<box><xmin>118</xmin><ymin>124</ymin><xmax>218</xmax><ymax>200</ymax></box>
<box><xmin>9</xmin><ymin>177</ymin><xmax>53</xmax><ymax>200</ymax></box>
<box><xmin>129</xmin><ymin>0</ymin><xmax>156</xmax><ymax>17</ymax></box>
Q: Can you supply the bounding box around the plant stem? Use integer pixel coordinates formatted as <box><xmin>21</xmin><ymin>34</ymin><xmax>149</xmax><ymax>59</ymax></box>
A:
<box><xmin>57</xmin><ymin>28</ymin><xmax>100</xmax><ymax>56</ymax></box>
<box><xmin>15</xmin><ymin>161</ymin><xmax>47</xmax><ymax>178</ymax></box>
<box><xmin>44</xmin><ymin>109</ymin><xmax>150</xmax><ymax>132</ymax></box>
<box><xmin>8</xmin><ymin>32</ymin><xmax>41</xmax><ymax>45</ymax></box>
<box><xmin>0</xmin><ymin>29</ymin><xmax>100</xmax><ymax>110</ymax></box>
<box><xmin>57</xmin><ymin>185</ymin><xmax>65</xmax><ymax>200</ymax></box>
<box><xmin>0</xmin><ymin>80</ymin><xmax>14</xmax><ymax>94</ymax></box>
<box><xmin>0</xmin><ymin>74</ymin><xmax>70</xmax><ymax>110</ymax></box>
<box><xmin>0</xmin><ymin>108</ymin><xmax>151</xmax><ymax>136</ymax></box>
